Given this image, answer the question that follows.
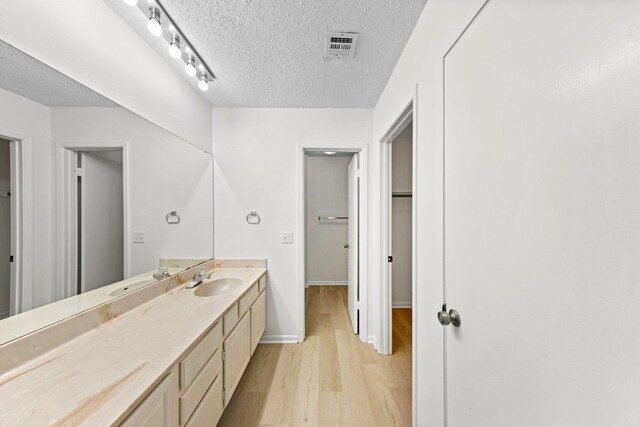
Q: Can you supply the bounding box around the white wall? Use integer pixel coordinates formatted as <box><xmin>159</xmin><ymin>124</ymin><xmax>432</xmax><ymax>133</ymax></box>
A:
<box><xmin>0</xmin><ymin>0</ymin><xmax>212</xmax><ymax>153</ymax></box>
<box><xmin>371</xmin><ymin>0</ymin><xmax>492</xmax><ymax>423</ymax></box>
<box><xmin>0</xmin><ymin>140</ymin><xmax>10</xmax><ymax>318</ymax></box>
<box><xmin>391</xmin><ymin>125</ymin><xmax>412</xmax><ymax>306</ymax></box>
<box><xmin>0</xmin><ymin>88</ymin><xmax>53</xmax><ymax>310</ymax></box>
<box><xmin>212</xmin><ymin>108</ymin><xmax>372</xmax><ymax>342</ymax></box>
<box><xmin>51</xmin><ymin>108</ymin><xmax>214</xmax><ymax>278</ymax></box>
<box><xmin>305</xmin><ymin>155</ymin><xmax>351</xmax><ymax>284</ymax></box>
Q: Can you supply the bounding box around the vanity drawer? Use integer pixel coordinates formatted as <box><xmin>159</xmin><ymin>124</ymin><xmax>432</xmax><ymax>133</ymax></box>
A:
<box><xmin>184</xmin><ymin>374</ymin><xmax>223</xmax><ymax>427</ymax></box>
<box><xmin>223</xmin><ymin>303</ymin><xmax>239</xmax><ymax>336</ymax></box>
<box><xmin>258</xmin><ymin>275</ymin><xmax>266</xmax><ymax>293</ymax></box>
<box><xmin>179</xmin><ymin>350</ymin><xmax>221</xmax><ymax>425</ymax></box>
<box><xmin>239</xmin><ymin>282</ymin><xmax>259</xmax><ymax>316</ymax></box>
<box><xmin>179</xmin><ymin>322</ymin><xmax>222</xmax><ymax>390</ymax></box>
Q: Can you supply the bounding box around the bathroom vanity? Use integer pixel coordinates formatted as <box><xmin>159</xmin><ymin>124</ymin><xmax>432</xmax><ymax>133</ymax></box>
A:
<box><xmin>0</xmin><ymin>259</ymin><xmax>267</xmax><ymax>426</ymax></box>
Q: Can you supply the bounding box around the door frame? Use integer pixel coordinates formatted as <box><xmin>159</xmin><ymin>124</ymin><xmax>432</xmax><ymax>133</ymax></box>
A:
<box><xmin>379</xmin><ymin>89</ymin><xmax>417</xmax><ymax>356</ymax></box>
<box><xmin>1</xmin><ymin>132</ymin><xmax>34</xmax><ymax>316</ymax></box>
<box><xmin>56</xmin><ymin>141</ymin><xmax>129</xmax><ymax>299</ymax></box>
<box><xmin>296</xmin><ymin>143</ymin><xmax>369</xmax><ymax>343</ymax></box>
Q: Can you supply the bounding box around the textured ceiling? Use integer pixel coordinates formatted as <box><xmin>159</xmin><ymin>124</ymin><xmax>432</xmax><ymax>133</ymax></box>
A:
<box><xmin>0</xmin><ymin>40</ymin><xmax>117</xmax><ymax>107</ymax></box>
<box><xmin>106</xmin><ymin>0</ymin><xmax>427</xmax><ymax>108</ymax></box>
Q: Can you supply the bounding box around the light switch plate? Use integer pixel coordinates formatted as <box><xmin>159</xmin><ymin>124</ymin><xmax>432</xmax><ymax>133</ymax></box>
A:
<box><xmin>133</xmin><ymin>231</ymin><xmax>145</xmax><ymax>243</ymax></box>
<box><xmin>282</xmin><ymin>232</ymin><xmax>293</xmax><ymax>243</ymax></box>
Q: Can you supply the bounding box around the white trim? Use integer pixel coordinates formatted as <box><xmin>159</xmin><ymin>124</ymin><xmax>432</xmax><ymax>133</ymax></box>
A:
<box><xmin>297</xmin><ymin>143</ymin><xmax>369</xmax><ymax>344</ymax></box>
<box><xmin>393</xmin><ymin>302</ymin><xmax>412</xmax><ymax>308</ymax></box>
<box><xmin>366</xmin><ymin>335</ymin><xmax>378</xmax><ymax>351</ymax></box>
<box><xmin>2</xmin><ymin>133</ymin><xmax>34</xmax><ymax>316</ymax></box>
<box><xmin>259</xmin><ymin>335</ymin><xmax>299</xmax><ymax>344</ymax></box>
<box><xmin>306</xmin><ymin>281</ymin><xmax>348</xmax><ymax>286</ymax></box>
<box><xmin>56</xmin><ymin>141</ymin><xmax>130</xmax><ymax>299</ymax></box>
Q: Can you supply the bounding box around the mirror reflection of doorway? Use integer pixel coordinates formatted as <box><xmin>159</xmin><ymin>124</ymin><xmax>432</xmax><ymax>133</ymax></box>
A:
<box><xmin>73</xmin><ymin>149</ymin><xmax>124</xmax><ymax>294</ymax></box>
<box><xmin>0</xmin><ymin>138</ymin><xmax>11</xmax><ymax>319</ymax></box>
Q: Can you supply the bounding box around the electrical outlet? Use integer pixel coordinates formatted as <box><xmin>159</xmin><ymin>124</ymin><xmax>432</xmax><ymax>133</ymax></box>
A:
<box><xmin>133</xmin><ymin>231</ymin><xmax>145</xmax><ymax>243</ymax></box>
<box><xmin>282</xmin><ymin>232</ymin><xmax>293</xmax><ymax>243</ymax></box>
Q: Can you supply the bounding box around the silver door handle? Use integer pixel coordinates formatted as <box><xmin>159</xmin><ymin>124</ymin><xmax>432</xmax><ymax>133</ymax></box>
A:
<box><xmin>344</xmin><ymin>244</ymin><xmax>349</xmax><ymax>248</ymax></box>
<box><xmin>438</xmin><ymin>309</ymin><xmax>461</xmax><ymax>327</ymax></box>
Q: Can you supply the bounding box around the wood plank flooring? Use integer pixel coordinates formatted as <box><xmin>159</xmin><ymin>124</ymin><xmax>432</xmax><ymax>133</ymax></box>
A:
<box><xmin>218</xmin><ymin>285</ymin><xmax>412</xmax><ymax>427</ymax></box>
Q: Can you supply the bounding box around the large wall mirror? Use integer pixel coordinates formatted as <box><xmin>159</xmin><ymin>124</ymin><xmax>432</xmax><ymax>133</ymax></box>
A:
<box><xmin>0</xmin><ymin>40</ymin><xmax>213</xmax><ymax>344</ymax></box>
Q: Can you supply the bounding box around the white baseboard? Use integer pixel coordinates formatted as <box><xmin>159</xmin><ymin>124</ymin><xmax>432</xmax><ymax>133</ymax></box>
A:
<box><xmin>306</xmin><ymin>281</ymin><xmax>348</xmax><ymax>286</ymax></box>
<box><xmin>367</xmin><ymin>335</ymin><xmax>378</xmax><ymax>352</ymax></box>
<box><xmin>393</xmin><ymin>302</ymin><xmax>412</xmax><ymax>308</ymax></box>
<box><xmin>259</xmin><ymin>334</ymin><xmax>299</xmax><ymax>344</ymax></box>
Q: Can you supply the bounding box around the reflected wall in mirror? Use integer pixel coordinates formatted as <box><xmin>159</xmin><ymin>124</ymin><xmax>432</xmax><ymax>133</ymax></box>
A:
<box><xmin>0</xmin><ymin>40</ymin><xmax>213</xmax><ymax>344</ymax></box>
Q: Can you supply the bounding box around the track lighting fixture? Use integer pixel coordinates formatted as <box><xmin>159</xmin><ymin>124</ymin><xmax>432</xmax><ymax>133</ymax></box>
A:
<box><xmin>129</xmin><ymin>1</ymin><xmax>215</xmax><ymax>92</ymax></box>
<box><xmin>198</xmin><ymin>72</ymin><xmax>209</xmax><ymax>91</ymax></box>
<box><xmin>147</xmin><ymin>7</ymin><xmax>163</xmax><ymax>37</ymax></box>
<box><xmin>168</xmin><ymin>34</ymin><xmax>181</xmax><ymax>59</ymax></box>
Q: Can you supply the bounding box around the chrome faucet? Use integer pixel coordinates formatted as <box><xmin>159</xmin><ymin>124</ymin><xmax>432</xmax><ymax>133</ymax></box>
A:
<box><xmin>153</xmin><ymin>267</ymin><xmax>170</xmax><ymax>281</ymax></box>
<box><xmin>186</xmin><ymin>267</ymin><xmax>211</xmax><ymax>289</ymax></box>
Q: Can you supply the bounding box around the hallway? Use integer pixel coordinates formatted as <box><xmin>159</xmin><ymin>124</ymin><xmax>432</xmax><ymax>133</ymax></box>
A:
<box><xmin>219</xmin><ymin>286</ymin><xmax>412</xmax><ymax>426</ymax></box>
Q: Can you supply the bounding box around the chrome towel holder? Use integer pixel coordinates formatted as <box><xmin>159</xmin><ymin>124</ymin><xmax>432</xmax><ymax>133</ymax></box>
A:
<box><xmin>166</xmin><ymin>211</ymin><xmax>181</xmax><ymax>224</ymax></box>
<box><xmin>246</xmin><ymin>211</ymin><xmax>261</xmax><ymax>224</ymax></box>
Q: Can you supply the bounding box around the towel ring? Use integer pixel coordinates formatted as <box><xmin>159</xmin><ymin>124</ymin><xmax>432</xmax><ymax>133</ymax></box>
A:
<box><xmin>166</xmin><ymin>211</ymin><xmax>181</xmax><ymax>224</ymax></box>
<box><xmin>246</xmin><ymin>211</ymin><xmax>260</xmax><ymax>224</ymax></box>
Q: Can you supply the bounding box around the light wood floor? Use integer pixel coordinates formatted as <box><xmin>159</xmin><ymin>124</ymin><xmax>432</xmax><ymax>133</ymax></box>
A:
<box><xmin>218</xmin><ymin>286</ymin><xmax>412</xmax><ymax>427</ymax></box>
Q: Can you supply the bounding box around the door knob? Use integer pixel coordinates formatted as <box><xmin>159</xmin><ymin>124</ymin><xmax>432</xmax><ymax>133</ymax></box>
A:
<box><xmin>344</xmin><ymin>244</ymin><xmax>349</xmax><ymax>248</ymax></box>
<box><xmin>437</xmin><ymin>309</ymin><xmax>461</xmax><ymax>327</ymax></box>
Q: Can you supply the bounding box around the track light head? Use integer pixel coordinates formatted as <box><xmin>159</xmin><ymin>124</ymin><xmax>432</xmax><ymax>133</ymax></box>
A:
<box><xmin>168</xmin><ymin>34</ymin><xmax>181</xmax><ymax>59</ymax></box>
<box><xmin>185</xmin><ymin>55</ymin><xmax>197</xmax><ymax>77</ymax></box>
<box><xmin>198</xmin><ymin>73</ymin><xmax>209</xmax><ymax>91</ymax></box>
<box><xmin>147</xmin><ymin>7</ymin><xmax>163</xmax><ymax>37</ymax></box>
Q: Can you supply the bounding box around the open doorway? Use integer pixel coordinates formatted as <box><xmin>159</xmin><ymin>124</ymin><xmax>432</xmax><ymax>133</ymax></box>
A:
<box><xmin>62</xmin><ymin>148</ymin><xmax>125</xmax><ymax>295</ymax></box>
<box><xmin>304</xmin><ymin>150</ymin><xmax>360</xmax><ymax>333</ymax></box>
<box><xmin>391</xmin><ymin>123</ymin><xmax>413</xmax><ymax>353</ymax></box>
<box><xmin>380</xmin><ymin>99</ymin><xmax>415</xmax><ymax>358</ymax></box>
<box><xmin>297</xmin><ymin>145</ymin><xmax>368</xmax><ymax>343</ymax></box>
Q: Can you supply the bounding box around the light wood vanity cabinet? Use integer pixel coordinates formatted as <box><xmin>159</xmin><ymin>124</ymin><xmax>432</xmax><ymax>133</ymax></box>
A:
<box><xmin>122</xmin><ymin>369</ymin><xmax>179</xmax><ymax>427</ymax></box>
<box><xmin>121</xmin><ymin>274</ymin><xmax>266</xmax><ymax>427</ymax></box>
<box><xmin>250</xmin><ymin>291</ymin><xmax>266</xmax><ymax>354</ymax></box>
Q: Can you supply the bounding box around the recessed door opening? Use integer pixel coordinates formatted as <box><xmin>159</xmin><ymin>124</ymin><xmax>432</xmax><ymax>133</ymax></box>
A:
<box><xmin>391</xmin><ymin>123</ymin><xmax>413</xmax><ymax>354</ymax></box>
<box><xmin>303</xmin><ymin>150</ymin><xmax>360</xmax><ymax>334</ymax></box>
<box><xmin>67</xmin><ymin>149</ymin><xmax>125</xmax><ymax>294</ymax></box>
<box><xmin>379</xmin><ymin>98</ymin><xmax>416</xmax><ymax>422</ymax></box>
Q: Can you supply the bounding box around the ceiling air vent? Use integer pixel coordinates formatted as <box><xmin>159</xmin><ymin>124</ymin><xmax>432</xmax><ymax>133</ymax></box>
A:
<box><xmin>324</xmin><ymin>32</ymin><xmax>359</xmax><ymax>59</ymax></box>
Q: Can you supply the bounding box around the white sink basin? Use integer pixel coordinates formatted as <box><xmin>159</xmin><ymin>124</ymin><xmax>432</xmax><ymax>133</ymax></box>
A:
<box><xmin>109</xmin><ymin>279</ymin><xmax>156</xmax><ymax>297</ymax></box>
<box><xmin>194</xmin><ymin>278</ymin><xmax>241</xmax><ymax>297</ymax></box>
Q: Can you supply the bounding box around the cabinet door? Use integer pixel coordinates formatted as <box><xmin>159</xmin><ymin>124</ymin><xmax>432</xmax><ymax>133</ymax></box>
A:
<box><xmin>122</xmin><ymin>369</ymin><xmax>178</xmax><ymax>427</ymax></box>
<box><xmin>250</xmin><ymin>291</ymin><xmax>266</xmax><ymax>355</ymax></box>
<box><xmin>223</xmin><ymin>312</ymin><xmax>251</xmax><ymax>406</ymax></box>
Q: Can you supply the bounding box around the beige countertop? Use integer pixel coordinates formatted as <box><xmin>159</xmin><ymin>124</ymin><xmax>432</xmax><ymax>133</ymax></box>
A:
<box><xmin>0</xmin><ymin>265</ymin><xmax>266</xmax><ymax>426</ymax></box>
<box><xmin>0</xmin><ymin>267</ymin><xmax>187</xmax><ymax>346</ymax></box>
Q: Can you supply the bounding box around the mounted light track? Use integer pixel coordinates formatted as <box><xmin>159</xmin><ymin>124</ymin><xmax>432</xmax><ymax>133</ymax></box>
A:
<box><xmin>121</xmin><ymin>0</ymin><xmax>216</xmax><ymax>90</ymax></box>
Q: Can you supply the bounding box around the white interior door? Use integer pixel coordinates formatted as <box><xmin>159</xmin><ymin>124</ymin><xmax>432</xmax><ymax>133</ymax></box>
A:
<box><xmin>80</xmin><ymin>150</ymin><xmax>124</xmax><ymax>292</ymax></box>
<box><xmin>347</xmin><ymin>153</ymin><xmax>359</xmax><ymax>334</ymax></box>
<box><xmin>443</xmin><ymin>1</ymin><xmax>640</xmax><ymax>425</ymax></box>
